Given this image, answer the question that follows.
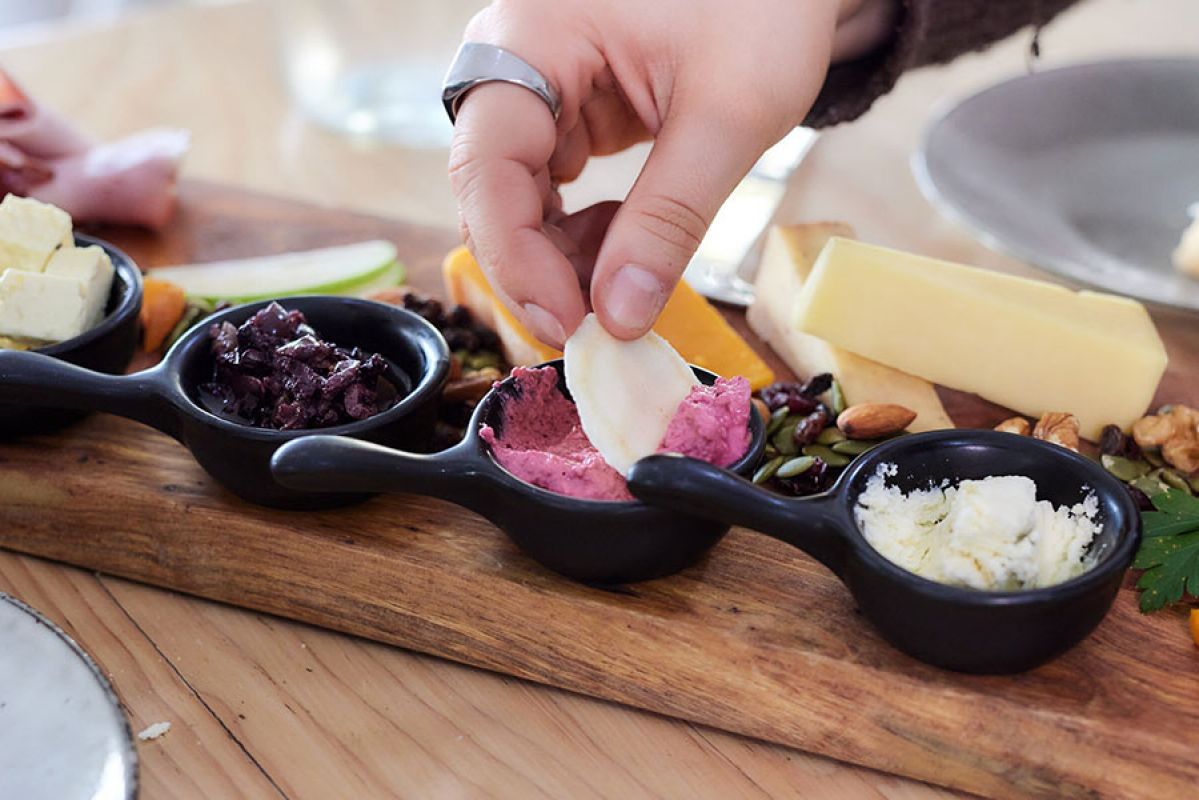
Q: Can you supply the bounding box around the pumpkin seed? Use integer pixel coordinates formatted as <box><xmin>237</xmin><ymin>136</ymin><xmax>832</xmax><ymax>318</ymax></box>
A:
<box><xmin>764</xmin><ymin>444</ymin><xmax>779</xmax><ymax>459</ymax></box>
<box><xmin>1101</xmin><ymin>454</ymin><xmax>1150</xmax><ymax>482</ymax></box>
<box><xmin>827</xmin><ymin>379</ymin><xmax>846</xmax><ymax>416</ymax></box>
<box><xmin>773</xmin><ymin>422</ymin><xmax>800</xmax><ymax>456</ymax></box>
<box><xmin>1190</xmin><ymin>475</ymin><xmax>1199</xmax><ymax>494</ymax></box>
<box><xmin>802</xmin><ymin>444</ymin><xmax>851</xmax><ymax>468</ymax></box>
<box><xmin>1156</xmin><ymin>404</ymin><xmax>1175</xmax><ymax>416</ymax></box>
<box><xmin>1144</xmin><ymin>449</ymin><xmax>1166</xmax><ymax>468</ymax></box>
<box><xmin>1132</xmin><ymin>474</ymin><xmax>1169</xmax><ymax>498</ymax></box>
<box><xmin>766</xmin><ymin>407</ymin><xmax>789</xmax><ymax>437</ymax></box>
<box><xmin>832</xmin><ymin>439</ymin><xmax>878</xmax><ymax>456</ymax></box>
<box><xmin>1158</xmin><ymin>468</ymin><xmax>1194</xmax><ymax>494</ymax></box>
<box><xmin>753</xmin><ymin>456</ymin><xmax>785</xmax><ymax>485</ymax></box>
<box><xmin>816</xmin><ymin>427</ymin><xmax>846</xmax><ymax>446</ymax></box>
<box><xmin>777</xmin><ymin>455</ymin><xmax>817</xmax><ymax>478</ymax></box>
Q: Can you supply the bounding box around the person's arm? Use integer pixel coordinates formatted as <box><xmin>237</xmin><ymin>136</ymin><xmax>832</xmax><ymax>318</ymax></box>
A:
<box><xmin>447</xmin><ymin>0</ymin><xmax>1079</xmax><ymax>348</ymax></box>
<box><xmin>809</xmin><ymin>0</ymin><xmax>1083</xmax><ymax>126</ymax></box>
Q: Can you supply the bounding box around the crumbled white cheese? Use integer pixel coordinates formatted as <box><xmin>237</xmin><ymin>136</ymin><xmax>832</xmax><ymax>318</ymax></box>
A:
<box><xmin>854</xmin><ymin>464</ymin><xmax>1099</xmax><ymax>591</ymax></box>
<box><xmin>137</xmin><ymin>721</ymin><xmax>172</xmax><ymax>741</ymax></box>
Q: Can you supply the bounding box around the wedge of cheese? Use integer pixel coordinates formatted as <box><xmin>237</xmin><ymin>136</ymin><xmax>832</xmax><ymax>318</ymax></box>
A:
<box><xmin>442</xmin><ymin>246</ymin><xmax>775</xmax><ymax>389</ymax></box>
<box><xmin>792</xmin><ymin>237</ymin><xmax>1168</xmax><ymax>439</ymax></box>
<box><xmin>747</xmin><ymin>224</ymin><xmax>954</xmax><ymax>432</ymax></box>
<box><xmin>0</xmin><ymin>195</ymin><xmax>72</xmax><ymax>273</ymax></box>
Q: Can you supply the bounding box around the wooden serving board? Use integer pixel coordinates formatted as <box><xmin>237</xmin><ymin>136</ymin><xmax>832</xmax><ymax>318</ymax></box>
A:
<box><xmin>3</xmin><ymin>182</ymin><xmax>1197</xmax><ymax>799</ymax></box>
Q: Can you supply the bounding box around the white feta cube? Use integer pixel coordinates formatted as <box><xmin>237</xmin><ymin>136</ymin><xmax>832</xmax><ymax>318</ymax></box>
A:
<box><xmin>0</xmin><ymin>268</ymin><xmax>95</xmax><ymax>343</ymax></box>
<box><xmin>0</xmin><ymin>195</ymin><xmax>73</xmax><ymax>273</ymax></box>
<box><xmin>44</xmin><ymin>245</ymin><xmax>115</xmax><ymax>330</ymax></box>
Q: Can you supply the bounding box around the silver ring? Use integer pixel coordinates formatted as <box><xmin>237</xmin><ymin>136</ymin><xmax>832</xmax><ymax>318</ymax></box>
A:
<box><xmin>442</xmin><ymin>42</ymin><xmax>562</xmax><ymax>125</ymax></box>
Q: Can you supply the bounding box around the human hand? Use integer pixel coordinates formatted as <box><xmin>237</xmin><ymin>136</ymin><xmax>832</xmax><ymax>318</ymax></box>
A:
<box><xmin>449</xmin><ymin>0</ymin><xmax>895</xmax><ymax>345</ymax></box>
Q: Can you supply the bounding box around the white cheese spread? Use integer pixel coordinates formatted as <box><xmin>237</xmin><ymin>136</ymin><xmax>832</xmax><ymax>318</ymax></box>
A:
<box><xmin>854</xmin><ymin>464</ymin><xmax>1100</xmax><ymax>591</ymax></box>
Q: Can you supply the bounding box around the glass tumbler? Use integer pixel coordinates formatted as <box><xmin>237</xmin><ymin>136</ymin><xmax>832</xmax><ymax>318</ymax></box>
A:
<box><xmin>275</xmin><ymin>0</ymin><xmax>487</xmax><ymax>147</ymax></box>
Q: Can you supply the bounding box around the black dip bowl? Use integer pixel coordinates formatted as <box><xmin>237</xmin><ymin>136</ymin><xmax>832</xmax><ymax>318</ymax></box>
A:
<box><xmin>0</xmin><ymin>295</ymin><xmax>450</xmax><ymax>510</ymax></box>
<box><xmin>270</xmin><ymin>359</ymin><xmax>766</xmax><ymax>584</ymax></box>
<box><xmin>0</xmin><ymin>234</ymin><xmax>143</xmax><ymax>437</ymax></box>
<box><xmin>626</xmin><ymin>429</ymin><xmax>1140</xmax><ymax>674</ymax></box>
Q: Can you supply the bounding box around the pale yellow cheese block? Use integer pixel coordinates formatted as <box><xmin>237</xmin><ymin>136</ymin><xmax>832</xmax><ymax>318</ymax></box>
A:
<box><xmin>747</xmin><ymin>224</ymin><xmax>954</xmax><ymax>433</ymax></box>
<box><xmin>792</xmin><ymin>237</ymin><xmax>1169</xmax><ymax>439</ymax></box>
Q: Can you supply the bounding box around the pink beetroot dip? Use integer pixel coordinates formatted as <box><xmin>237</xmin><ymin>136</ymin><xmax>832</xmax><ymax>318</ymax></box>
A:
<box><xmin>479</xmin><ymin>366</ymin><xmax>752</xmax><ymax>502</ymax></box>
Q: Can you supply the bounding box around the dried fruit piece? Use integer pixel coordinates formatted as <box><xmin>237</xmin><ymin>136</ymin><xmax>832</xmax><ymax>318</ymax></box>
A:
<box><xmin>1099</xmin><ymin>423</ymin><xmax>1143</xmax><ymax>461</ymax></box>
<box><xmin>1033</xmin><ymin>412</ymin><xmax>1080</xmax><ymax>453</ymax></box>
<box><xmin>837</xmin><ymin>403</ymin><xmax>916</xmax><ymax>440</ymax></box>
<box><xmin>1191</xmin><ymin>609</ymin><xmax>1199</xmax><ymax>649</ymax></box>
<box><xmin>791</xmin><ymin>409</ymin><xmax>829</xmax><ymax>447</ymax></box>
<box><xmin>994</xmin><ymin>417</ymin><xmax>1031</xmax><ymax>436</ymax></box>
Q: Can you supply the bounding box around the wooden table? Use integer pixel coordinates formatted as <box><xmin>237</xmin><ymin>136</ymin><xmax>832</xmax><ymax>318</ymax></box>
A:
<box><xmin>2</xmin><ymin>1</ymin><xmax>1195</xmax><ymax>797</ymax></box>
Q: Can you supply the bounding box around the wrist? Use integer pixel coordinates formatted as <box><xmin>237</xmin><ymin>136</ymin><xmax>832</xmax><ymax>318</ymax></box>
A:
<box><xmin>832</xmin><ymin>0</ymin><xmax>899</xmax><ymax>62</ymax></box>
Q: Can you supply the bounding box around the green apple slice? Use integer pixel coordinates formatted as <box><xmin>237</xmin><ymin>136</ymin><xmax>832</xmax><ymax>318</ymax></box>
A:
<box><xmin>147</xmin><ymin>240</ymin><xmax>404</xmax><ymax>304</ymax></box>
<box><xmin>564</xmin><ymin>313</ymin><xmax>699</xmax><ymax>475</ymax></box>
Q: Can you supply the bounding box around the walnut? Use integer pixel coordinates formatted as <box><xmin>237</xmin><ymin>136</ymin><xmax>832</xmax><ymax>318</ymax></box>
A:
<box><xmin>1133</xmin><ymin>414</ymin><xmax>1177</xmax><ymax>448</ymax></box>
<box><xmin>1163</xmin><ymin>437</ymin><xmax>1199</xmax><ymax>474</ymax></box>
<box><xmin>994</xmin><ymin>417</ymin><xmax>1031</xmax><ymax>436</ymax></box>
<box><xmin>1170</xmin><ymin>404</ymin><xmax>1199</xmax><ymax>435</ymax></box>
<box><xmin>1033</xmin><ymin>412</ymin><xmax>1080</xmax><ymax>452</ymax></box>
<box><xmin>1132</xmin><ymin>405</ymin><xmax>1199</xmax><ymax>474</ymax></box>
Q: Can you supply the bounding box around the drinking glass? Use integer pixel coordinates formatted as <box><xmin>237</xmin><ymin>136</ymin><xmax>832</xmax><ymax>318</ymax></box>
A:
<box><xmin>275</xmin><ymin>0</ymin><xmax>486</xmax><ymax>147</ymax></box>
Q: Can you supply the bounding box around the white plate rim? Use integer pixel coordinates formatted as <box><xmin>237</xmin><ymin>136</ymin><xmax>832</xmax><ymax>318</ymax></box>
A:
<box><xmin>912</xmin><ymin>56</ymin><xmax>1199</xmax><ymax>313</ymax></box>
<box><xmin>0</xmin><ymin>591</ymin><xmax>138</xmax><ymax>800</ymax></box>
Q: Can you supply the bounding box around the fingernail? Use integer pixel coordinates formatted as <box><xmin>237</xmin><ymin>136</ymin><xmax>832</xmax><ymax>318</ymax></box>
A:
<box><xmin>606</xmin><ymin>265</ymin><xmax>664</xmax><ymax>333</ymax></box>
<box><xmin>522</xmin><ymin>303</ymin><xmax>566</xmax><ymax>347</ymax></box>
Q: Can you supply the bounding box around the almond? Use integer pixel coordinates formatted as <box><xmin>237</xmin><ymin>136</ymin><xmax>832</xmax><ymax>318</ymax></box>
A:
<box><xmin>836</xmin><ymin>403</ymin><xmax>916</xmax><ymax>440</ymax></box>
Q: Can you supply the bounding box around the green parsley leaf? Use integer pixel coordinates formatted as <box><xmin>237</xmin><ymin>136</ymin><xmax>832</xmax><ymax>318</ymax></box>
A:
<box><xmin>1134</xmin><ymin>489</ymin><xmax>1199</xmax><ymax>613</ymax></box>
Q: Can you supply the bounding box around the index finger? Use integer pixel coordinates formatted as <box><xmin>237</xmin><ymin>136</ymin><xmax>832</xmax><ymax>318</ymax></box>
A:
<box><xmin>448</xmin><ymin>82</ymin><xmax>586</xmax><ymax>347</ymax></box>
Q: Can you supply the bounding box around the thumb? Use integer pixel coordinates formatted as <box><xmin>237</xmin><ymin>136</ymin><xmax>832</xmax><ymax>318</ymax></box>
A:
<box><xmin>590</xmin><ymin>117</ymin><xmax>762</xmax><ymax>339</ymax></box>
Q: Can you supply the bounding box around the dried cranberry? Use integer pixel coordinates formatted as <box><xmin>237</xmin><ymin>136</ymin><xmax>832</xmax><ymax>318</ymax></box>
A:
<box><xmin>776</xmin><ymin>459</ymin><xmax>832</xmax><ymax>496</ymax></box>
<box><xmin>800</xmin><ymin>373</ymin><xmax>833</xmax><ymax>397</ymax></box>
<box><xmin>759</xmin><ymin>382</ymin><xmax>820</xmax><ymax>414</ymax></box>
<box><xmin>1099</xmin><ymin>424</ymin><xmax>1143</xmax><ymax>461</ymax></box>
<box><xmin>445</xmin><ymin>328</ymin><xmax>480</xmax><ymax>352</ymax></box>
<box><xmin>446</xmin><ymin>304</ymin><xmax>474</xmax><ymax>328</ymax></box>
<box><xmin>792</xmin><ymin>409</ymin><xmax>829</xmax><ymax>447</ymax></box>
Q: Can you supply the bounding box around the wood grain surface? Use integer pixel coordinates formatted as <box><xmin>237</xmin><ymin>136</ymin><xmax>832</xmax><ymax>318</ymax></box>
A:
<box><xmin>2</xmin><ymin>182</ymin><xmax>1197</xmax><ymax>799</ymax></box>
